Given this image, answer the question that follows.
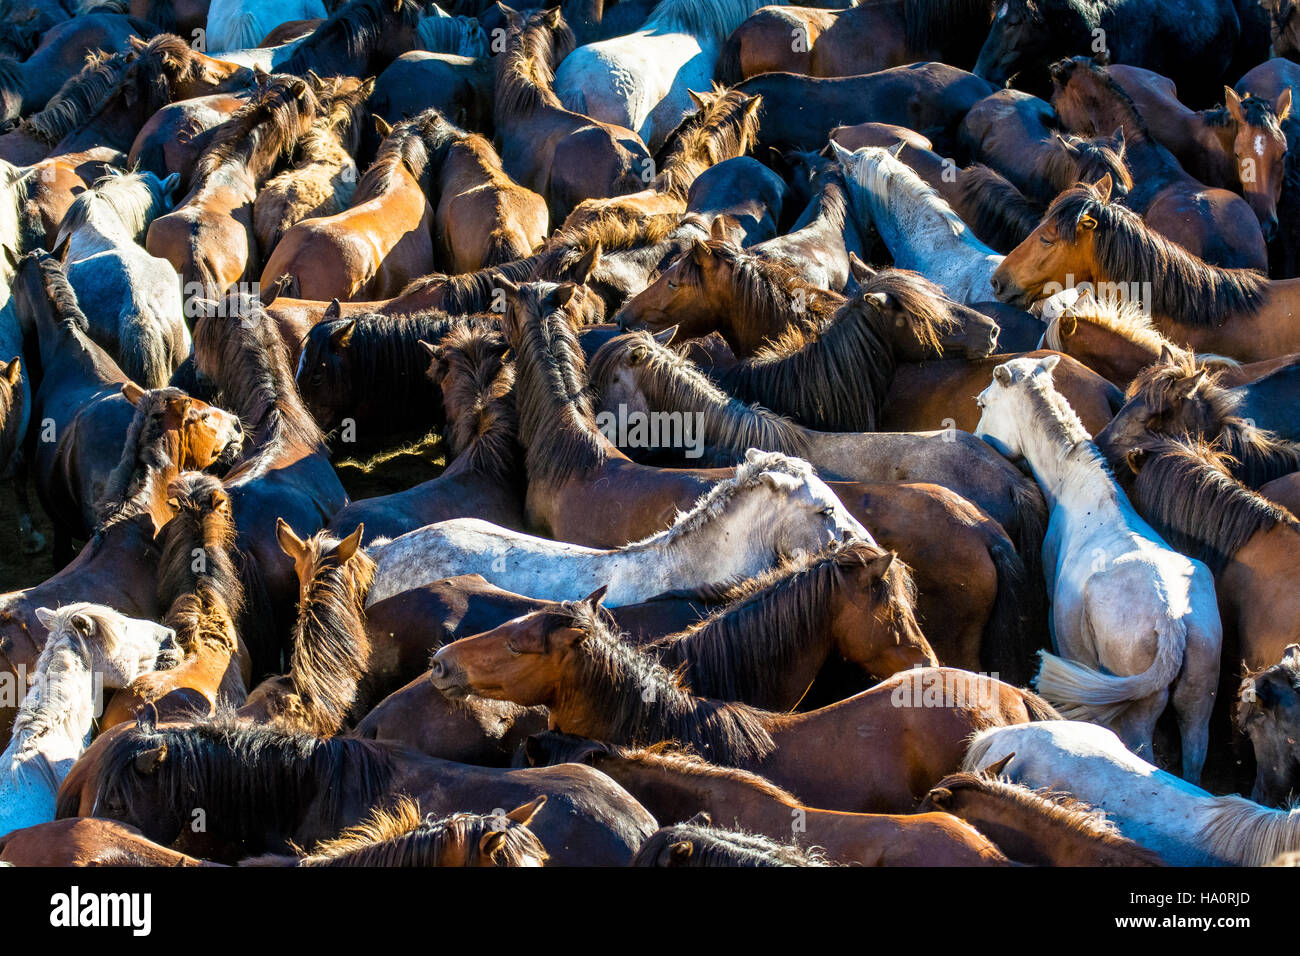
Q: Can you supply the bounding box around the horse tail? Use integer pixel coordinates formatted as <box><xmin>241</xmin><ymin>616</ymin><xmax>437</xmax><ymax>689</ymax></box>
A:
<box><xmin>1033</xmin><ymin>617</ymin><xmax>1186</xmax><ymax>725</ymax></box>
<box><xmin>119</xmin><ymin>310</ymin><xmax>170</xmax><ymax>389</ymax></box>
<box><xmin>978</xmin><ymin>528</ymin><xmax>1040</xmax><ymax>688</ymax></box>
<box><xmin>213</xmin><ymin>11</ymin><xmax>264</xmax><ymax>53</ymax></box>
<box><xmin>483</xmin><ymin>228</ymin><xmax>525</xmax><ymax>267</ymax></box>
<box><xmin>715</xmin><ymin>30</ymin><xmax>744</xmax><ymax>85</ymax></box>
<box><xmin>1008</xmin><ymin>475</ymin><xmax>1051</xmax><ymax>667</ymax></box>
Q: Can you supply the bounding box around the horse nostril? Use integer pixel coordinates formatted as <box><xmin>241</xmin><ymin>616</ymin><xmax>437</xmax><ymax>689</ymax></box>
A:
<box><xmin>430</xmin><ymin>659</ymin><xmax>445</xmax><ymax>679</ymax></box>
<box><xmin>989</xmin><ymin>276</ymin><xmax>1003</xmax><ymax>296</ymax></box>
<box><xmin>1264</xmin><ymin>218</ymin><xmax>1279</xmax><ymax>243</ymax></box>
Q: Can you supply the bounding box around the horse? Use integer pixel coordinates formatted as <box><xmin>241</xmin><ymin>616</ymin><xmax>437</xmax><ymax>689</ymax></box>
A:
<box><xmin>918</xmin><ymin>764</ymin><xmax>1167</xmax><ymax>866</ymax></box>
<box><xmin>191</xmin><ymin>294</ymin><xmax>348</xmax><ymax>677</ymax></box>
<box><xmin>238</xmin><ymin>522</ymin><xmax>371</xmax><ymax>736</ymax></box>
<box><xmin>1049</xmin><ymin>57</ymin><xmax>1268</xmax><ymax>271</ymax></box>
<box><xmin>524</xmin><ymin>733</ymin><xmax>1013</xmax><ymax>866</ymax></box>
<box><xmin>364</xmin><ymin>449</ymin><xmax>868</xmax><ymax>606</ymax></box>
<box><xmin>99</xmin><ymin>473</ymin><xmax>250</xmax><ymax>731</ymax></box>
<box><xmin>55</xmin><ymin>169</ymin><xmax>189</xmax><ymax>388</ymax></box>
<box><xmin>631</xmin><ymin>821</ymin><xmax>827</xmax><ymax>866</ymax></box>
<box><xmin>1236</xmin><ymin>646</ymin><xmax>1300</xmax><ymax>806</ymax></box>
<box><xmin>833</xmin><ymin>143</ymin><xmax>1002</xmax><ymax>305</ymax></box>
<box><xmin>0</xmin><ymin>604</ymin><xmax>177</xmax><ymax>838</ymax></box>
<box><xmin>1108</xmin><ymin>65</ymin><xmax>1291</xmax><ymax>238</ymax></box>
<box><xmin>127</xmin><ymin>91</ymin><xmax>251</xmax><ymax>193</ymax></box>
<box><xmin>274</xmin><ymin>0</ymin><xmax>427</xmax><ymax>79</ymax></box>
<box><xmin>990</xmin><ymin>177</ymin><xmax>1300</xmax><ymax>363</ymax></box>
<box><xmin>326</xmin><ymin>323</ymin><xmax>526</xmax><ymax>543</ymax></box>
<box><xmin>493</xmin><ymin>7</ymin><xmax>652</xmax><ymax>223</ymax></box>
<box><xmin>552</xmin><ymin>0</ymin><xmax>774</xmax><ymax>153</ymax></box>
<box><xmin>55</xmin><ymin>711</ymin><xmax>657</xmax><ymax>866</ymax></box>
<box><xmin>974</xmin><ymin>355</ymin><xmax>1223</xmax><ymax>783</ymax></box>
<box><xmin>430</xmin><ymin>593</ymin><xmax>1058</xmax><ymax>812</ymax></box>
<box><xmin>0</xmin><ymin>817</ymin><xmax>216</xmax><ymax>866</ymax></box>
<box><xmin>973</xmin><ymin>0</ymin><xmax>1240</xmax><ymax>107</ymax></box>
<box><xmin>1237</xmin><ymin>57</ymin><xmax>1300</xmax><ymax>281</ymax></box>
<box><xmin>748</xmin><ymin>153</ymin><xmax>859</xmax><ymax>290</ymax></box>
<box><xmin>146</xmin><ymin>72</ymin><xmax>318</xmax><ymax>298</ymax></box>
<box><xmin>252</xmin><ymin>73</ymin><xmax>374</xmax><ymax>258</ymax></box>
<box><xmin>205</xmin><ymin>0</ymin><xmax>327</xmax><ymax>54</ymax></box>
<box><xmin>258</xmin><ymin>108</ymin><xmax>442</xmax><ymax>301</ymax></box>
<box><xmin>966</xmin><ymin>719</ymin><xmax>1300</xmax><ymax>866</ymax></box>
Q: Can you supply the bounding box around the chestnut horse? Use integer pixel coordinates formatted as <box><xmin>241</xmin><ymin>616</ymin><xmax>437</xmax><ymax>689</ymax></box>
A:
<box><xmin>431</xmin><ymin>594</ymin><xmax>1060</xmax><ymax>812</ymax></box>
<box><xmin>100</xmin><ymin>473</ymin><xmax>251</xmax><ymax>729</ymax></box>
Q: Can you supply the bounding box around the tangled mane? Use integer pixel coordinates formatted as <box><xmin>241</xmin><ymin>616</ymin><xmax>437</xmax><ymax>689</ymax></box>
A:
<box><xmin>56</xmin><ymin>170</ymin><xmax>172</xmax><ymax>246</ymax></box>
<box><xmin>653</xmin><ymin>87</ymin><xmax>761</xmax><ymax>199</ymax></box>
<box><xmin>351</xmin><ymin>107</ymin><xmax>458</xmax><ymax>204</ymax></box>
<box><xmin>434</xmin><ymin>322</ymin><xmax>521</xmax><ymax>482</ymax></box>
<box><xmin>20</xmin><ymin>47</ymin><xmax>134</xmax><ymax>146</ymax></box>
<box><xmin>65</xmin><ymin>713</ymin><xmax>395</xmax><ymax>842</ymax></box>
<box><xmin>95</xmin><ymin>387</ymin><xmax>193</xmax><ymax>530</ymax></box>
<box><xmin>1205</xmin><ymin>92</ymin><xmax>1285</xmax><ymax>139</ymax></box>
<box><xmin>648</xmin><ymin>539</ymin><xmax>919</xmax><ymax>703</ymax></box>
<box><xmin>532</xmin><ymin>210</ymin><xmax>683</xmax><ymax>281</ymax></box>
<box><xmin>391</xmin><ymin>257</ymin><xmax>541</xmax><ymax>314</ymax></box>
<box><xmin>280</xmin><ymin>0</ymin><xmax>424</xmax><ymax>76</ymax></box>
<box><xmin>956</xmin><ymin>163</ymin><xmax>1044</xmax><ymax>252</ymax></box>
<box><xmin>126</xmin><ymin>34</ymin><xmax>239</xmax><ymax>120</ymax></box>
<box><xmin>546</xmin><ymin>598</ymin><xmax>778</xmax><ymax>766</ymax></box>
<box><xmin>1038</xmin><ymin>132</ymin><xmax>1133</xmax><ymax>199</ymax></box>
<box><xmin>587</xmin><ymin>329</ymin><xmax>810</xmax><ymax>460</ymax></box>
<box><xmin>1044</xmin><ymin>185</ymin><xmax>1269</xmax><ymax>329</ymax></box>
<box><xmin>194</xmin><ymin>73</ymin><xmax>318</xmax><ymax>181</ymax></box>
<box><xmin>494</xmin><ymin>8</ymin><xmax>575</xmax><ymax>123</ymax></box>
<box><xmin>1041</xmin><ymin>290</ymin><xmax>1204</xmax><ymax>366</ymax></box>
<box><xmin>631</xmin><ymin>822</ymin><xmax>827</xmax><ymax>866</ymax></box>
<box><xmin>1128</xmin><ymin>435</ymin><xmax>1297</xmax><ymax>576</ymax></box>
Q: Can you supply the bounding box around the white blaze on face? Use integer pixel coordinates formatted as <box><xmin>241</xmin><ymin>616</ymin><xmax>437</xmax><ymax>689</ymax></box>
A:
<box><xmin>1255</xmin><ymin>134</ymin><xmax>1266</xmax><ymax>158</ymax></box>
<box><xmin>997</xmin><ymin>2</ymin><xmax>1008</xmax><ymax>18</ymax></box>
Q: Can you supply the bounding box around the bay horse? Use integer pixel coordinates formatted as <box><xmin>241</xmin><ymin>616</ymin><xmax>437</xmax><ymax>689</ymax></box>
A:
<box><xmin>990</xmin><ymin>177</ymin><xmax>1300</xmax><ymax>363</ymax></box>
<box><xmin>276</xmin><ymin>0</ymin><xmax>427</xmax><ymax>79</ymax></box>
<box><xmin>0</xmin><ymin>817</ymin><xmax>215</xmax><ymax>867</ymax></box>
<box><xmin>252</xmin><ymin>73</ymin><xmax>374</xmax><ymax>258</ymax></box>
<box><xmin>972</xmin><ymin>0</ymin><xmax>1240</xmax><ymax>107</ymax></box>
<box><xmin>258</xmin><ymin>108</ymin><xmax>442</xmax><ymax>301</ymax></box>
<box><xmin>55</xmin><ymin>712</ymin><xmax>657</xmax><ymax>866</ymax></box>
<box><xmin>966</xmin><ymin>719</ymin><xmax>1300</xmax><ymax>866</ymax></box>
<box><xmin>1237</xmin><ymin>58</ymin><xmax>1300</xmax><ymax>280</ymax></box>
<box><xmin>525</xmin><ymin>734</ymin><xmax>1013</xmax><ymax>866</ymax></box>
<box><xmin>363</xmin><ymin>449</ymin><xmax>869</xmax><ymax>606</ymax></box>
<box><xmin>1236</xmin><ymin>646</ymin><xmax>1300</xmax><ymax>806</ymax></box>
<box><xmin>974</xmin><ymin>355</ymin><xmax>1223</xmax><ymax>783</ymax></box>
<box><xmin>1049</xmin><ymin>57</ymin><xmax>1268</xmax><ymax>271</ymax></box>
<box><xmin>917</xmin><ymin>767</ymin><xmax>1167</xmax><ymax>865</ymax></box>
<box><xmin>493</xmin><ymin>7</ymin><xmax>654</xmax><ymax>223</ymax></box>
<box><xmin>238</xmin><ymin>522</ymin><xmax>372</xmax><ymax>736</ymax></box>
<box><xmin>99</xmin><ymin>472</ymin><xmax>250</xmax><ymax>730</ymax></box>
<box><xmin>1124</xmin><ymin>436</ymin><xmax>1300</xmax><ymax>677</ymax></box>
<box><xmin>430</xmin><ymin>594</ymin><xmax>1058</xmax><ymax>812</ymax></box>
<box><xmin>326</xmin><ymin>323</ymin><xmax>526</xmax><ymax>543</ymax></box>
<box><xmin>191</xmin><ymin>295</ymin><xmax>348</xmax><ymax>677</ymax></box>
<box><xmin>0</xmin><ymin>604</ymin><xmax>177</xmax><ymax>838</ymax></box>
<box><xmin>750</xmin><ymin>153</ymin><xmax>859</xmax><ymax>290</ymax></box>
<box><xmin>1108</xmin><ymin>65</ymin><xmax>1291</xmax><ymax>238</ymax></box>
<box><xmin>146</xmin><ymin>72</ymin><xmax>319</xmax><ymax>298</ymax></box>
<box><xmin>127</xmin><ymin>92</ymin><xmax>251</xmax><ymax>194</ymax></box>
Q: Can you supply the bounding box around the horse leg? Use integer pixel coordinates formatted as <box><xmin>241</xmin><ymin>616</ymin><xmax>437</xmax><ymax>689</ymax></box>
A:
<box><xmin>1169</xmin><ymin>629</ymin><xmax>1220</xmax><ymax>787</ymax></box>
<box><xmin>10</xmin><ymin>457</ymin><xmax>44</xmax><ymax>555</ymax></box>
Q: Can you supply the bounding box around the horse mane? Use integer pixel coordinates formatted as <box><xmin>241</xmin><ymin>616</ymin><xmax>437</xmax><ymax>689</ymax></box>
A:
<box><xmin>1012</xmin><ymin>357</ymin><xmax>1111</xmax><ymax>462</ymax></box>
<box><xmin>532</xmin><ymin>211</ymin><xmax>683</xmax><ymax>281</ymax></box>
<box><xmin>392</xmin><ymin>257</ymin><xmax>541</xmax><ymax>313</ymax></box>
<box><xmin>288</xmin><ymin>797</ymin><xmax>548</xmax><ymax>866</ymax></box>
<box><xmin>1205</xmin><ymin>93</ymin><xmax>1285</xmax><ymax>137</ymax></box>
<box><xmin>956</xmin><ymin>163</ymin><xmax>1044</xmax><ymax>252</ymax></box>
<box><xmin>436</xmin><ymin>322</ymin><xmax>522</xmax><ymax>481</ymax></box>
<box><xmin>1042</xmin><ymin>291</ymin><xmax>1198</xmax><ymax>364</ymax></box>
<box><xmin>95</xmin><ymin>387</ymin><xmax>191</xmax><ymax>530</ymax></box>
<box><xmin>927</xmin><ymin>771</ymin><xmax>1168</xmax><ymax>865</ymax></box>
<box><xmin>127</xmin><ymin>34</ymin><xmax>230</xmax><ymax>120</ymax></box>
<box><xmin>305</xmin><ymin>73</ymin><xmax>373</xmax><ymax>157</ymax></box>
<box><xmin>1038</xmin><ymin>133</ymin><xmax>1134</xmax><ymax>197</ymax></box>
<box><xmin>55</xmin><ymin>170</ymin><xmax>171</xmax><ymax>245</ymax></box>
<box><xmin>641</xmin><ymin>0</ymin><xmax>773</xmax><ymax>42</ymax></box>
<box><xmin>417</xmin><ymin>11</ymin><xmax>488</xmax><ymax>57</ymax></box>
<box><xmin>280</xmin><ymin>0</ymin><xmax>424</xmax><ymax>75</ymax></box>
<box><xmin>20</xmin><ymin>47</ymin><xmax>134</xmax><ymax>146</ymax></box>
<box><xmin>1051</xmin><ymin>56</ymin><xmax>1153</xmax><ymax>142</ymax></box>
<box><xmin>548</xmin><ymin>599</ymin><xmax>777</xmax><ymax>766</ymax></box>
<box><xmin>653</xmin><ymin>86</ymin><xmax>761</xmax><ymax>200</ymax></box>
<box><xmin>631</xmin><ymin>822</ymin><xmax>826</xmax><ymax>866</ymax></box>
<box><xmin>1046</xmin><ymin>185</ymin><xmax>1269</xmax><ymax>328</ymax></box>
<box><xmin>8</xmin><ymin>613</ymin><xmax>101</xmax><ymax>749</ymax></box>
<box><xmin>1129</xmin><ymin>435</ymin><xmax>1296</xmax><ymax>576</ymax></box>
<box><xmin>587</xmin><ymin>329</ymin><xmax>811</xmax><ymax>460</ymax></box>
<box><xmin>713</xmin><ymin>288</ymin><xmax>902</xmax><ymax>432</ymax></box>
<box><xmin>494</xmin><ymin>8</ymin><xmax>575</xmax><ymax>123</ymax></box>
<box><xmin>195</xmin><ymin>73</ymin><xmax>317</xmax><ymax>180</ymax></box>
<box><xmin>1204</xmin><ymin>796</ymin><xmax>1300</xmax><ymax>867</ymax></box>
<box><xmin>352</xmin><ymin>107</ymin><xmax>458</xmax><ymax>204</ymax></box>
<box><xmin>650</xmin><ymin>539</ymin><xmax>919</xmax><ymax>704</ymax></box>
<box><xmin>69</xmin><ymin>714</ymin><xmax>396</xmax><ymax>840</ymax></box>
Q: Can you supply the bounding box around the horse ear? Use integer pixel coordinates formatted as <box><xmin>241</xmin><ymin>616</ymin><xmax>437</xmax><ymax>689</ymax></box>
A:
<box><xmin>888</xmin><ymin>141</ymin><xmax>905</xmax><ymax>159</ymax></box>
<box><xmin>127</xmin><ymin>33</ymin><xmax>147</xmax><ymax>51</ymax></box>
<box><xmin>1285</xmin><ymin>644</ymin><xmax>1300</xmax><ymax>663</ymax></box>
<box><xmin>981</xmin><ymin>752</ymin><xmax>1015</xmax><ymax>777</ymax></box>
<box><xmin>329</xmin><ymin>318</ymin><xmax>356</xmax><ymax>350</ymax></box>
<box><xmin>689</xmin><ymin>237</ymin><xmax>711</xmax><ymax>262</ymax></box>
<box><xmin>1182</xmin><ymin>368</ymin><xmax>1210</xmax><ymax>398</ymax></box>
<box><xmin>572</xmin><ymin>241</ymin><xmax>601</xmax><ymax>284</ymax></box>
<box><xmin>1224</xmin><ymin>86</ymin><xmax>1245</xmax><ymax>124</ymax></box>
<box><xmin>334</xmin><ymin>524</ymin><xmax>364</xmax><ymax>565</ymax></box>
<box><xmin>160</xmin><ymin>172</ymin><xmax>180</xmax><ymax>198</ymax></box>
<box><xmin>373</xmin><ymin>114</ymin><xmax>393</xmax><ymax>138</ymax></box>
<box><xmin>1158</xmin><ymin>343</ymin><xmax>1177</xmax><ymax>364</ymax></box>
<box><xmin>2</xmin><ymin>245</ymin><xmax>17</xmax><ymax>270</ymax></box>
<box><xmin>652</xmin><ymin>325</ymin><xmax>677</xmax><ymax>346</ymax></box>
<box><xmin>926</xmin><ymin>787</ymin><xmax>953</xmax><ymax>809</ymax></box>
<box><xmin>134</xmin><ymin>743</ymin><xmax>168</xmax><ymax>775</ymax></box>
<box><xmin>275</xmin><ymin>517</ymin><xmax>307</xmax><ymax>561</ymax></box>
<box><xmin>121</xmin><ymin>381</ymin><xmax>146</xmax><ymax>406</ymax></box>
<box><xmin>1125</xmin><ymin>447</ymin><xmax>1147</xmax><ymax>474</ymax></box>
<box><xmin>583</xmin><ymin>584</ymin><xmax>609</xmax><ymax>610</ymax></box>
<box><xmin>863</xmin><ymin>291</ymin><xmax>889</xmax><ymax>310</ymax></box>
<box><xmin>1053</xmin><ymin>132</ymin><xmax>1079</xmax><ymax>156</ymax></box>
<box><xmin>848</xmin><ymin>252</ymin><xmax>874</xmax><ymax>283</ymax></box>
<box><xmin>993</xmin><ymin>364</ymin><xmax>1013</xmax><ymax>387</ymax></box>
<box><xmin>551</xmin><ymin>283</ymin><xmax>576</xmax><ymax>308</ymax></box>
<box><xmin>418</xmin><ymin>339</ymin><xmax>438</xmax><ymax>362</ymax></box>
<box><xmin>1091</xmin><ymin>172</ymin><xmax>1113</xmax><ymax>204</ymax></box>
<box><xmin>668</xmin><ymin>841</ymin><xmax>695</xmax><ymax>864</ymax></box>
<box><xmin>523</xmin><ymin>735</ymin><xmax>547</xmax><ymax>766</ymax></box>
<box><xmin>1039</xmin><ymin>353</ymin><xmax>1061</xmax><ymax>374</ymax></box>
<box><xmin>505</xmin><ymin>794</ymin><xmax>547</xmax><ymax>827</ymax></box>
<box><xmin>34</xmin><ymin>606</ymin><xmax>56</xmax><ymax>630</ymax></box>
<box><xmin>685</xmin><ymin>811</ymin><xmax>712</xmax><ymax>827</ymax></box>
<box><xmin>865</xmin><ymin>550</ymin><xmax>895</xmax><ymax>578</ymax></box>
<box><xmin>253</xmin><ymin>63</ymin><xmax>270</xmax><ymax>87</ymax></box>
<box><xmin>1110</xmin><ymin>125</ymin><xmax>1125</xmax><ymax>155</ymax></box>
<box><xmin>479</xmin><ymin>827</ymin><xmax>508</xmax><ymax>861</ymax></box>
<box><xmin>687</xmin><ymin>88</ymin><xmax>707</xmax><ymax>112</ymax></box>
<box><xmin>135</xmin><ymin>700</ymin><xmax>159</xmax><ymax>734</ymax></box>
<box><xmin>3</xmin><ymin>357</ymin><xmax>19</xmax><ymax>387</ymax></box>
<box><xmin>52</xmin><ymin>234</ymin><xmax>70</xmax><ymax>263</ymax></box>
<box><xmin>324</xmin><ymin>298</ymin><xmax>342</xmax><ymax>321</ymax></box>
<box><xmin>166</xmin><ymin>495</ymin><xmax>181</xmax><ymax>512</ymax></box>
<box><xmin>1278</xmin><ymin>87</ymin><xmax>1293</xmax><ymax>123</ymax></box>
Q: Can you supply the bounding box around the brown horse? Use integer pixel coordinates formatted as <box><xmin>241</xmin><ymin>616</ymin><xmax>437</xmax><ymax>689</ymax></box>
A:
<box><xmin>252</xmin><ymin>73</ymin><xmax>374</xmax><ymax>258</ymax></box>
<box><xmin>1048</xmin><ymin>57</ymin><xmax>1268</xmax><ymax>271</ymax></box>
<box><xmin>127</xmin><ymin>92</ymin><xmax>250</xmax><ymax>194</ymax></box>
<box><xmin>0</xmin><ymin>817</ymin><xmax>216</xmax><ymax>866</ymax></box>
<box><xmin>918</xmin><ymin>766</ymin><xmax>1167</xmax><ymax>865</ymax></box>
<box><xmin>1109</xmin><ymin>64</ymin><xmax>1291</xmax><ymax>238</ymax></box>
<box><xmin>258</xmin><ymin>109</ymin><xmax>441</xmax><ymax>301</ymax></box>
<box><xmin>493</xmin><ymin>7</ymin><xmax>651</xmax><ymax>223</ymax></box>
<box><xmin>1235</xmin><ymin>646</ymin><xmax>1300</xmax><ymax>805</ymax></box>
<box><xmin>526</xmin><ymin>733</ymin><xmax>1013</xmax><ymax>866</ymax></box>
<box><xmin>991</xmin><ymin>177</ymin><xmax>1300</xmax><ymax>363</ymax></box>
<box><xmin>55</xmin><ymin>712</ymin><xmax>657</xmax><ymax>866</ymax></box>
<box><xmin>99</xmin><ymin>473</ymin><xmax>251</xmax><ymax>730</ymax></box>
<box><xmin>147</xmin><ymin>73</ymin><xmax>318</xmax><ymax>298</ymax></box>
<box><xmin>238</xmin><ymin>522</ymin><xmax>372</xmax><ymax>736</ymax></box>
<box><xmin>430</xmin><ymin>594</ymin><xmax>1059</xmax><ymax>812</ymax></box>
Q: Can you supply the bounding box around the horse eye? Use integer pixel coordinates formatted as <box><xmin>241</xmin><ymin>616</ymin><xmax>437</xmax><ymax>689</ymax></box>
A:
<box><xmin>1039</xmin><ymin>235</ymin><xmax>1053</xmax><ymax>246</ymax></box>
<box><xmin>506</xmin><ymin>641</ymin><xmax>522</xmax><ymax>656</ymax></box>
<box><xmin>666</xmin><ymin>279</ymin><xmax>678</xmax><ymax>290</ymax></box>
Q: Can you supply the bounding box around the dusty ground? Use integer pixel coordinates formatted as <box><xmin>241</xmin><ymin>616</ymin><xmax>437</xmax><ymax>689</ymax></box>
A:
<box><xmin>0</xmin><ymin>482</ymin><xmax>56</xmax><ymax>592</ymax></box>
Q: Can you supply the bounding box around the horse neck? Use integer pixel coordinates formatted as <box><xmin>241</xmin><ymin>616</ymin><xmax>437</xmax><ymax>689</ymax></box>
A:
<box><xmin>1014</xmin><ymin>393</ymin><xmax>1116</xmax><ymax>512</ymax></box>
<box><xmin>5</xmin><ymin>640</ymin><xmax>96</xmax><ymax>773</ymax></box>
<box><xmin>600</xmin><ymin>754</ymin><xmax>795</xmax><ymax>828</ymax></box>
<box><xmin>1074</xmin><ymin>319</ymin><xmax>1163</xmax><ymax>384</ymax></box>
<box><xmin>31</xmin><ymin>294</ymin><xmax>120</xmax><ymax>387</ymax></box>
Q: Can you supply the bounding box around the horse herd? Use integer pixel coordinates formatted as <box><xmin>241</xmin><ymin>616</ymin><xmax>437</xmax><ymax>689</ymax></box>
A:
<box><xmin>0</xmin><ymin>0</ymin><xmax>1297</xmax><ymax>869</ymax></box>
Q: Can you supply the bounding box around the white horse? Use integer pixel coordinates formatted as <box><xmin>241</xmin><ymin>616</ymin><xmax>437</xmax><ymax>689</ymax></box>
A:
<box><xmin>966</xmin><ymin>721</ymin><xmax>1300</xmax><ymax>866</ymax></box>
<box><xmin>0</xmin><ymin>604</ymin><xmax>178</xmax><ymax>838</ymax></box>
<box><xmin>55</xmin><ymin>170</ymin><xmax>191</xmax><ymax>389</ymax></box>
<box><xmin>364</xmin><ymin>450</ymin><xmax>871</xmax><ymax>606</ymax></box>
<box><xmin>554</xmin><ymin>0</ymin><xmax>779</xmax><ymax>153</ymax></box>
<box><xmin>205</xmin><ymin>0</ymin><xmax>328</xmax><ymax>55</ymax></box>
<box><xmin>974</xmin><ymin>355</ymin><xmax>1222</xmax><ymax>784</ymax></box>
<box><xmin>832</xmin><ymin>142</ymin><xmax>1004</xmax><ymax>305</ymax></box>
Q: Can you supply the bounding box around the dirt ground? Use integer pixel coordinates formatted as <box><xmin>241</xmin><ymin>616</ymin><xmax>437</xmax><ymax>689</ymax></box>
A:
<box><xmin>0</xmin><ymin>481</ymin><xmax>56</xmax><ymax>592</ymax></box>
